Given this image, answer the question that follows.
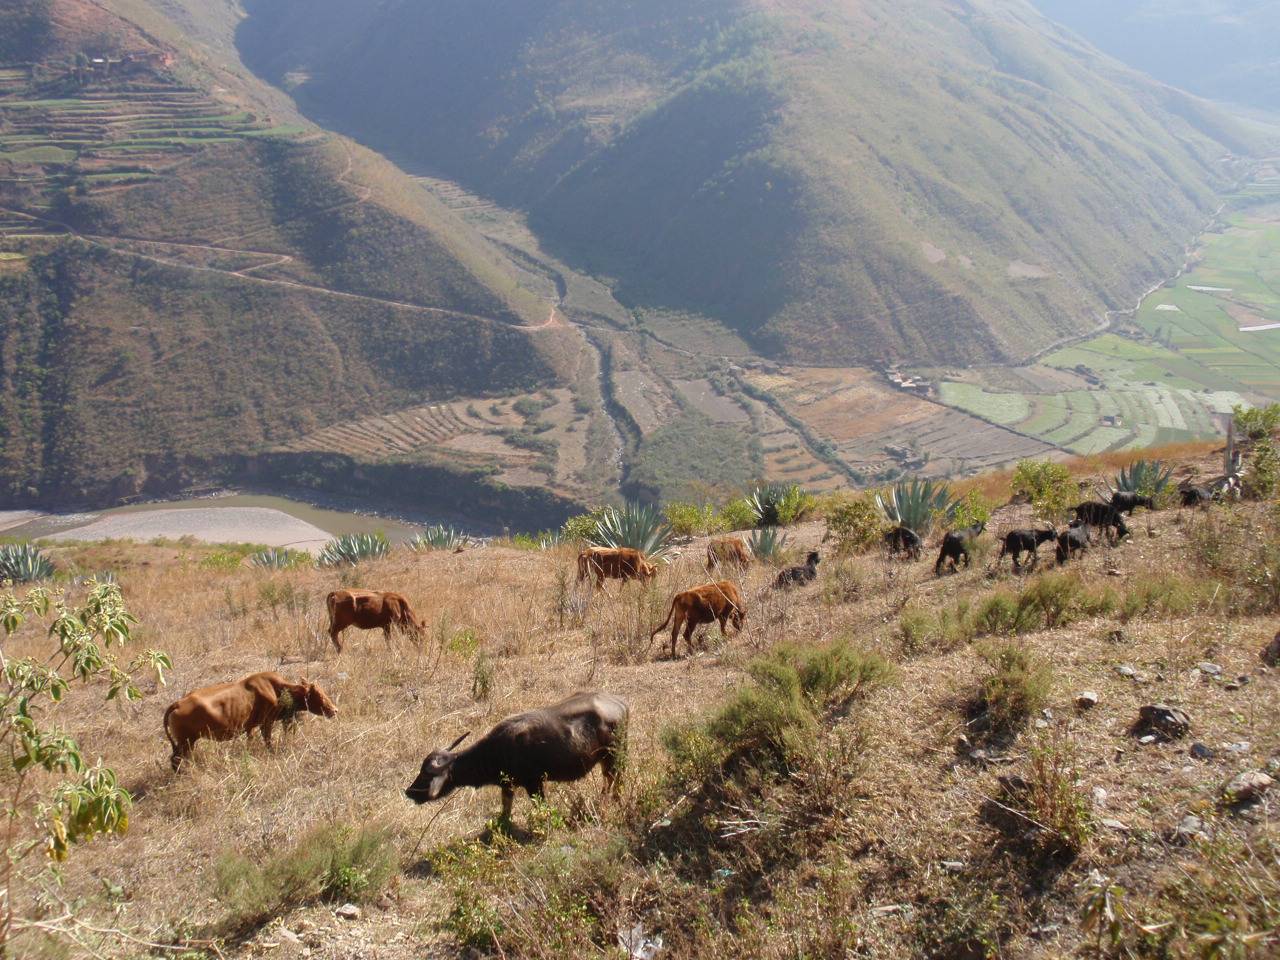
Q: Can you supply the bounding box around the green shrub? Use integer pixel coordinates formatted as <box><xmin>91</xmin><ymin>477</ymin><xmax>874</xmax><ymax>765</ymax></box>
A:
<box><xmin>248</xmin><ymin>547</ymin><xmax>311</xmax><ymax>570</ymax></box>
<box><xmin>1120</xmin><ymin>575</ymin><xmax>1207</xmax><ymax>622</ymax></box>
<box><xmin>746</xmin><ymin>526</ymin><xmax>789</xmax><ymax>563</ymax></box>
<box><xmin>317</xmin><ymin>532</ymin><xmax>389</xmax><ymax>567</ymax></box>
<box><xmin>0</xmin><ymin>543</ymin><xmax>54</xmax><ymax>583</ymax></box>
<box><xmin>976</xmin><ymin>641</ymin><xmax>1053</xmax><ymax>732</ymax></box>
<box><xmin>408</xmin><ymin>524</ymin><xmax>466</xmax><ymax>551</ymax></box>
<box><xmin>951</xmin><ymin>490</ymin><xmax>994</xmax><ymax>530</ymax></box>
<box><xmin>748</xmin><ymin>483</ymin><xmax>813</xmax><ymax>527</ymax></box>
<box><xmin>664</xmin><ymin>501</ymin><xmax>723</xmax><ymax>538</ymax></box>
<box><xmin>1233</xmin><ymin>402</ymin><xmax>1280</xmax><ymax>441</ymax></box>
<box><xmin>875</xmin><ymin>477</ymin><xmax>958</xmax><ymax>536</ymax></box>
<box><xmin>716</xmin><ymin>496</ymin><xmax>757</xmax><ymax>532</ymax></box>
<box><xmin>1022</xmin><ymin>730</ymin><xmax>1092</xmax><ymax>857</ymax></box>
<box><xmin>824</xmin><ymin>493</ymin><xmax>885</xmax><ymax>555</ymax></box>
<box><xmin>1244</xmin><ymin>436</ymin><xmax>1278</xmax><ymax>500</ymax></box>
<box><xmin>1012</xmin><ymin>460</ymin><xmax>1077</xmax><ymax>525</ymax></box>
<box><xmin>560</xmin><ymin>510</ymin><xmax>605</xmax><ymax>544</ymax></box>
<box><xmin>590</xmin><ymin>502</ymin><xmax>674</xmax><ymax>559</ymax></box>
<box><xmin>214</xmin><ymin>823</ymin><xmax>397</xmax><ymax>932</ymax></box>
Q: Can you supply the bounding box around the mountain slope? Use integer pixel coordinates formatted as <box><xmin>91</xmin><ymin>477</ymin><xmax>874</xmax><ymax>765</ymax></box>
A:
<box><xmin>0</xmin><ymin>0</ymin><xmax>579</xmax><ymax>508</ymax></box>
<box><xmin>237</xmin><ymin>0</ymin><xmax>1257</xmax><ymax>367</ymax></box>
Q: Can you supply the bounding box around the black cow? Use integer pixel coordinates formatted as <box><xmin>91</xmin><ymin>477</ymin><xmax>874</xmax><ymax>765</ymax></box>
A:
<box><xmin>935</xmin><ymin>522</ymin><xmax>986</xmax><ymax>576</ymax></box>
<box><xmin>997</xmin><ymin>528</ymin><xmax>1057</xmax><ymax>572</ymax></box>
<box><xmin>1055</xmin><ymin>524</ymin><xmax>1090</xmax><ymax>564</ymax></box>
<box><xmin>1074</xmin><ymin>502</ymin><xmax>1131</xmax><ymax>544</ymax></box>
<box><xmin>404</xmin><ymin>691</ymin><xmax>628</xmax><ymax>823</ymax></box>
<box><xmin>883</xmin><ymin>526</ymin><xmax>923</xmax><ymax>560</ymax></box>
<box><xmin>774</xmin><ymin>551</ymin><xmax>821</xmax><ymax>589</ymax></box>
<box><xmin>1110</xmin><ymin>491</ymin><xmax>1154</xmax><ymax>514</ymax></box>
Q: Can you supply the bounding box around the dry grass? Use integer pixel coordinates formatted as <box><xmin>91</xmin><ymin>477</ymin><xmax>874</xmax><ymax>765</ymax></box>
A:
<box><xmin>8</xmin><ymin>455</ymin><xmax>1280</xmax><ymax>958</ymax></box>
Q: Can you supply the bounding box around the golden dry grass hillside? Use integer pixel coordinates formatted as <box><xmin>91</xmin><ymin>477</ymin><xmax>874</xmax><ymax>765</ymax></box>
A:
<box><xmin>4</xmin><ymin>445</ymin><xmax>1279</xmax><ymax>959</ymax></box>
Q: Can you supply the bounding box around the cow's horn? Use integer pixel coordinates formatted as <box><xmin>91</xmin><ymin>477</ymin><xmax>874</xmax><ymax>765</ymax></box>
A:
<box><xmin>448</xmin><ymin>732</ymin><xmax>470</xmax><ymax>751</ymax></box>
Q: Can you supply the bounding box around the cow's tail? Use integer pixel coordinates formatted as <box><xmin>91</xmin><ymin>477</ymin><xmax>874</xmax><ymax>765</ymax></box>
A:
<box><xmin>648</xmin><ymin>598</ymin><xmax>677</xmax><ymax>647</ymax></box>
<box><xmin>162</xmin><ymin>701</ymin><xmax>178</xmax><ymax>751</ymax></box>
<box><xmin>576</xmin><ymin>552</ymin><xmax>590</xmax><ymax>583</ymax></box>
<box><xmin>325</xmin><ymin>590</ymin><xmax>338</xmax><ymax>624</ymax></box>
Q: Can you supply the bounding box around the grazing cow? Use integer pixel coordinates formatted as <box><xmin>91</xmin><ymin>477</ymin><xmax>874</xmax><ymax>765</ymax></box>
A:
<box><xmin>1055</xmin><ymin>524</ymin><xmax>1090</xmax><ymax>565</ymax></box>
<box><xmin>705</xmin><ymin>536</ymin><xmax>752</xmax><ymax>572</ymax></box>
<box><xmin>576</xmin><ymin>547</ymin><xmax>657</xmax><ymax>590</ymax></box>
<box><xmin>996</xmin><ymin>528</ymin><xmax>1057</xmax><ymax>572</ymax></box>
<box><xmin>404</xmin><ymin>691</ymin><xmax>628</xmax><ymax>823</ymax></box>
<box><xmin>326</xmin><ymin>589</ymin><xmax>424</xmax><ymax>653</ymax></box>
<box><xmin>1074</xmin><ymin>502</ymin><xmax>1131</xmax><ymax>545</ymax></box>
<box><xmin>1110</xmin><ymin>491</ymin><xmax>1154</xmax><ymax>514</ymax></box>
<box><xmin>935</xmin><ymin>522</ymin><xmax>986</xmax><ymax>576</ymax></box>
<box><xmin>163</xmin><ymin>672</ymin><xmax>337</xmax><ymax>770</ymax></box>
<box><xmin>774</xmin><ymin>551</ymin><xmax>821</xmax><ymax>589</ymax></box>
<box><xmin>1180</xmin><ymin>485</ymin><xmax>1212</xmax><ymax>509</ymax></box>
<box><xmin>650</xmin><ymin>580</ymin><xmax>747</xmax><ymax>659</ymax></box>
<box><xmin>883</xmin><ymin>526</ymin><xmax>923</xmax><ymax>560</ymax></box>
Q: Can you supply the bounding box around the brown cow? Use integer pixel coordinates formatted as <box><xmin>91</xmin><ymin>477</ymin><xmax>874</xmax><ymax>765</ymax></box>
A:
<box><xmin>705</xmin><ymin>536</ymin><xmax>752</xmax><ymax>572</ymax></box>
<box><xmin>326</xmin><ymin>589</ymin><xmax>424</xmax><ymax>652</ymax></box>
<box><xmin>650</xmin><ymin>580</ymin><xmax>747</xmax><ymax>659</ymax></box>
<box><xmin>576</xmin><ymin>547</ymin><xmax>657</xmax><ymax>590</ymax></box>
<box><xmin>163</xmin><ymin>672</ymin><xmax>337</xmax><ymax>770</ymax></box>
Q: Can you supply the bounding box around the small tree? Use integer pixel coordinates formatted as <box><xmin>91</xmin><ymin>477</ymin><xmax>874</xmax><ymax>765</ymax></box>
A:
<box><xmin>1233</xmin><ymin>403</ymin><xmax>1280</xmax><ymax>442</ymax></box>
<box><xmin>1012</xmin><ymin>460</ymin><xmax>1076</xmax><ymax>526</ymax></box>
<box><xmin>0</xmin><ymin>579</ymin><xmax>170</xmax><ymax>950</ymax></box>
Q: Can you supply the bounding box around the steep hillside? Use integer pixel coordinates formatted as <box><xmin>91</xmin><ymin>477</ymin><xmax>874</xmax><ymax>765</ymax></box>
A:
<box><xmin>0</xmin><ymin>0</ymin><xmax>582</xmax><ymax>510</ymax></box>
<box><xmin>239</xmin><ymin>0</ymin><xmax>1257</xmax><ymax>366</ymax></box>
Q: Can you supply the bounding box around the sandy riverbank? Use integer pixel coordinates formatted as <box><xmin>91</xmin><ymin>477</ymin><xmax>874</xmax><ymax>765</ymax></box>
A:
<box><xmin>40</xmin><ymin>507</ymin><xmax>333</xmax><ymax>552</ymax></box>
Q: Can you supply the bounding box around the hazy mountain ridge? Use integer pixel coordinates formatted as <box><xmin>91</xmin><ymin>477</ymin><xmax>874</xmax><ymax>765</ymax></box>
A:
<box><xmin>238</xmin><ymin>0</ymin><xmax>1257</xmax><ymax>366</ymax></box>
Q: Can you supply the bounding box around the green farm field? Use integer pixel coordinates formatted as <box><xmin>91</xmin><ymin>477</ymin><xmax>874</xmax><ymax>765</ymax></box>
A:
<box><xmin>933</xmin><ymin>182</ymin><xmax>1280</xmax><ymax>455</ymax></box>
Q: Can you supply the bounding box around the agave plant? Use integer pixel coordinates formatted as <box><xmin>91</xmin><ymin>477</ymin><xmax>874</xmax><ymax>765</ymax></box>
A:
<box><xmin>249</xmin><ymin>547</ymin><xmax>312</xmax><ymax>570</ymax></box>
<box><xmin>408</xmin><ymin>525</ymin><xmax>467</xmax><ymax>552</ymax></box>
<box><xmin>588</xmin><ymin>502</ymin><xmax>675</xmax><ymax>560</ymax></box>
<box><xmin>748</xmin><ymin>483</ymin><xmax>814</xmax><ymax>527</ymax></box>
<box><xmin>875</xmin><ymin>478</ymin><xmax>958</xmax><ymax>536</ymax></box>
<box><xmin>1112</xmin><ymin>459</ymin><xmax>1173</xmax><ymax>496</ymax></box>
<box><xmin>0</xmin><ymin>543</ymin><xmax>55</xmax><ymax>584</ymax></box>
<box><xmin>317</xmin><ymin>532</ymin><xmax>389</xmax><ymax>568</ymax></box>
<box><xmin>747</xmin><ymin>526</ymin><xmax>790</xmax><ymax>563</ymax></box>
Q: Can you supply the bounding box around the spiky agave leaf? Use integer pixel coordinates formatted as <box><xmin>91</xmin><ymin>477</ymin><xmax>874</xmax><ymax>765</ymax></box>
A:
<box><xmin>408</xmin><ymin>525</ymin><xmax>466</xmax><ymax>552</ymax></box>
<box><xmin>0</xmin><ymin>543</ymin><xmax>55</xmax><ymax>584</ymax></box>
<box><xmin>589</xmin><ymin>502</ymin><xmax>675</xmax><ymax>560</ymax></box>
<box><xmin>875</xmin><ymin>478</ymin><xmax>958</xmax><ymax>536</ymax></box>
<box><xmin>746</xmin><ymin>526</ymin><xmax>789</xmax><ymax>562</ymax></box>
<box><xmin>317</xmin><ymin>532</ymin><xmax>389</xmax><ymax>568</ymax></box>
<box><xmin>1112</xmin><ymin>459</ymin><xmax>1173</xmax><ymax>496</ymax></box>
<box><xmin>748</xmin><ymin>483</ymin><xmax>813</xmax><ymax>527</ymax></box>
<box><xmin>249</xmin><ymin>547</ymin><xmax>312</xmax><ymax>570</ymax></box>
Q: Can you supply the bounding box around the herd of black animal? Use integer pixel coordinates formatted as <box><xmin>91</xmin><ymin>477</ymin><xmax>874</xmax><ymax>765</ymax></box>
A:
<box><xmin>885</xmin><ymin>491</ymin><xmax>1161</xmax><ymax>576</ymax></box>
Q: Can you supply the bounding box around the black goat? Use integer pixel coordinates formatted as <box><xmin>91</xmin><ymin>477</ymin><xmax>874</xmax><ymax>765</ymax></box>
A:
<box><xmin>1074</xmin><ymin>501</ymin><xmax>1130</xmax><ymax>544</ymax></box>
<box><xmin>883</xmin><ymin>526</ymin><xmax>923</xmax><ymax>560</ymax></box>
<box><xmin>404</xmin><ymin>691</ymin><xmax>628</xmax><ymax>823</ymax></box>
<box><xmin>934</xmin><ymin>522</ymin><xmax>986</xmax><ymax>576</ymax></box>
<box><xmin>774</xmin><ymin>551</ymin><xmax>821</xmax><ymax>589</ymax></box>
<box><xmin>1180</xmin><ymin>485</ymin><xmax>1212</xmax><ymax>509</ymax></box>
<box><xmin>1110</xmin><ymin>491</ymin><xmax>1154</xmax><ymax>514</ymax></box>
<box><xmin>996</xmin><ymin>527</ymin><xmax>1057</xmax><ymax>572</ymax></box>
<box><xmin>1055</xmin><ymin>524</ymin><xmax>1090</xmax><ymax>564</ymax></box>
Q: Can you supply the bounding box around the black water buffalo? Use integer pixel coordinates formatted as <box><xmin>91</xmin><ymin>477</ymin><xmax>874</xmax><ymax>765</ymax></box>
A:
<box><xmin>404</xmin><ymin>691</ymin><xmax>628</xmax><ymax>823</ymax></box>
<box><xmin>997</xmin><ymin>528</ymin><xmax>1057</xmax><ymax>572</ymax></box>
<box><xmin>935</xmin><ymin>522</ymin><xmax>986</xmax><ymax>575</ymax></box>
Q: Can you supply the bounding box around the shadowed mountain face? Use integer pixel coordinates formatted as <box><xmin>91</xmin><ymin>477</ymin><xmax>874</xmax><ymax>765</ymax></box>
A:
<box><xmin>1033</xmin><ymin>0</ymin><xmax>1280</xmax><ymax>113</ymax></box>
<box><xmin>238</xmin><ymin>0</ymin><xmax>1254</xmax><ymax>367</ymax></box>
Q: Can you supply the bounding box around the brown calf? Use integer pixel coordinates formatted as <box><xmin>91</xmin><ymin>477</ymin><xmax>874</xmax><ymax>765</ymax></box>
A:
<box><xmin>576</xmin><ymin>547</ymin><xmax>657</xmax><ymax>590</ymax></box>
<box><xmin>650</xmin><ymin>580</ymin><xmax>747</xmax><ymax>659</ymax></box>
<box><xmin>163</xmin><ymin>672</ymin><xmax>337</xmax><ymax>770</ymax></box>
<box><xmin>326</xmin><ymin>589</ymin><xmax>424</xmax><ymax>652</ymax></box>
<box><xmin>705</xmin><ymin>536</ymin><xmax>751</xmax><ymax>572</ymax></box>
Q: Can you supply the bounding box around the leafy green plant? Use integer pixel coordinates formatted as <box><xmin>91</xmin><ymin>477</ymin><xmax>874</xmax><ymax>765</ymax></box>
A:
<box><xmin>408</xmin><ymin>525</ymin><xmax>466</xmax><ymax>551</ymax></box>
<box><xmin>748</xmin><ymin>483</ymin><xmax>814</xmax><ymax>527</ymax></box>
<box><xmin>875</xmin><ymin>478</ymin><xmax>958</xmax><ymax>535</ymax></box>
<box><xmin>1012</xmin><ymin>460</ymin><xmax>1077</xmax><ymax>525</ymax></box>
<box><xmin>1021</xmin><ymin>729</ymin><xmax>1092</xmax><ymax>857</ymax></box>
<box><xmin>951</xmin><ymin>490</ymin><xmax>994</xmax><ymax>530</ymax></box>
<box><xmin>716</xmin><ymin>496</ymin><xmax>757</xmax><ymax>532</ymax></box>
<box><xmin>824</xmin><ymin>494</ymin><xmax>885</xmax><ymax>555</ymax></box>
<box><xmin>1233</xmin><ymin>402</ymin><xmax>1280</xmax><ymax>441</ymax></box>
<box><xmin>0</xmin><ymin>580</ymin><xmax>169</xmax><ymax>950</ymax></box>
<box><xmin>1112</xmin><ymin>458</ymin><xmax>1173</xmax><ymax>496</ymax></box>
<box><xmin>0</xmin><ymin>543</ymin><xmax>54</xmax><ymax>584</ymax></box>
<box><xmin>976</xmin><ymin>641</ymin><xmax>1053</xmax><ymax>732</ymax></box>
<box><xmin>560</xmin><ymin>509</ymin><xmax>607</xmax><ymax>544</ymax></box>
<box><xmin>248</xmin><ymin>547</ymin><xmax>311</xmax><ymax>570</ymax></box>
<box><xmin>665</xmin><ymin>502</ymin><xmax>724</xmax><ymax>538</ymax></box>
<box><xmin>747</xmin><ymin>526</ymin><xmax>789</xmax><ymax>563</ymax></box>
<box><xmin>1244</xmin><ymin>436</ymin><xmax>1278</xmax><ymax>501</ymax></box>
<box><xmin>317</xmin><ymin>532</ymin><xmax>389</xmax><ymax>567</ymax></box>
<box><xmin>589</xmin><ymin>502</ymin><xmax>675</xmax><ymax>559</ymax></box>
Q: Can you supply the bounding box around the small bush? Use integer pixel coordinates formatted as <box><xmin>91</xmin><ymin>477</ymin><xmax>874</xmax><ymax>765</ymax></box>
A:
<box><xmin>951</xmin><ymin>490</ymin><xmax>994</xmax><ymax>530</ymax></box>
<box><xmin>560</xmin><ymin>510</ymin><xmax>605</xmax><ymax>544</ymax></box>
<box><xmin>664</xmin><ymin>501</ymin><xmax>723</xmax><ymax>538</ymax></box>
<box><xmin>748</xmin><ymin>483</ymin><xmax>813</xmax><ymax>527</ymax></box>
<box><xmin>976</xmin><ymin>641</ymin><xmax>1052</xmax><ymax>732</ymax></box>
<box><xmin>1120</xmin><ymin>575</ymin><xmax>1207</xmax><ymax>622</ymax></box>
<box><xmin>716</xmin><ymin>496</ymin><xmax>757</xmax><ymax>532</ymax></box>
<box><xmin>1012</xmin><ymin>460</ymin><xmax>1076</xmax><ymax>525</ymax></box>
<box><xmin>1244</xmin><ymin>436</ymin><xmax>1278</xmax><ymax>500</ymax></box>
<box><xmin>824</xmin><ymin>494</ymin><xmax>885</xmax><ymax>555</ymax></box>
<box><xmin>214</xmin><ymin>823</ymin><xmax>397</xmax><ymax>932</ymax></box>
<box><xmin>1021</xmin><ymin>730</ymin><xmax>1092</xmax><ymax>857</ymax></box>
<box><xmin>317</xmin><ymin>532</ymin><xmax>389</xmax><ymax>567</ymax></box>
<box><xmin>0</xmin><ymin>543</ymin><xmax>54</xmax><ymax>583</ymax></box>
<box><xmin>1233</xmin><ymin>402</ymin><xmax>1280</xmax><ymax>441</ymax></box>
